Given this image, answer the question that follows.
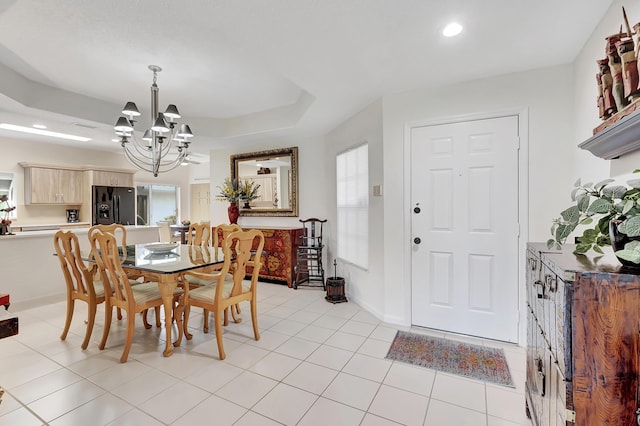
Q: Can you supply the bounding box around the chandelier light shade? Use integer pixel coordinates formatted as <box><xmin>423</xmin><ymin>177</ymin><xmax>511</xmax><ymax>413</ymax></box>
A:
<box><xmin>114</xmin><ymin>65</ymin><xmax>194</xmax><ymax>177</ymax></box>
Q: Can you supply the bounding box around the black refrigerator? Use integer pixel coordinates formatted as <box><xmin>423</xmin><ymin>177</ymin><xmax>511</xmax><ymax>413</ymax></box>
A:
<box><xmin>92</xmin><ymin>186</ymin><xmax>136</xmax><ymax>225</ymax></box>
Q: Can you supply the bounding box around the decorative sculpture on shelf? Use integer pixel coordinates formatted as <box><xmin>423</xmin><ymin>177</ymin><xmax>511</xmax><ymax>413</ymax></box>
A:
<box><xmin>597</xmin><ymin>72</ymin><xmax>605</xmax><ymax>119</ymax></box>
<box><xmin>617</xmin><ymin>37</ymin><xmax>640</xmax><ymax>102</ymax></box>
<box><xmin>592</xmin><ymin>8</ymin><xmax>640</xmax><ymax>135</ymax></box>
<box><xmin>606</xmin><ymin>33</ymin><xmax>628</xmax><ymax>111</ymax></box>
<box><xmin>597</xmin><ymin>59</ymin><xmax>617</xmax><ymax>119</ymax></box>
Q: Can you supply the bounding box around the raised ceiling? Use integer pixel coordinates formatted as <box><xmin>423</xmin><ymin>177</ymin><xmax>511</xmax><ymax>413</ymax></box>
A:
<box><xmin>0</xmin><ymin>0</ymin><xmax>613</xmax><ymax>155</ymax></box>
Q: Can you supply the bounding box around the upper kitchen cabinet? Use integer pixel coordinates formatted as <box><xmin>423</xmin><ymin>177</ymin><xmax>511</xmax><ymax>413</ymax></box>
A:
<box><xmin>20</xmin><ymin>164</ymin><xmax>83</xmax><ymax>204</ymax></box>
<box><xmin>88</xmin><ymin>169</ymin><xmax>135</xmax><ymax>187</ymax></box>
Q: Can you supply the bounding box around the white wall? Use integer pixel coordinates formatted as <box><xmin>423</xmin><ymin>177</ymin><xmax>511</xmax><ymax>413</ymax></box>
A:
<box><xmin>324</xmin><ymin>100</ymin><xmax>384</xmax><ymax>318</ymax></box>
<box><xmin>381</xmin><ymin>66</ymin><xmax>574</xmax><ymax>332</ymax></box>
<box><xmin>0</xmin><ymin>136</ymin><xmax>191</xmax><ymax>225</ymax></box>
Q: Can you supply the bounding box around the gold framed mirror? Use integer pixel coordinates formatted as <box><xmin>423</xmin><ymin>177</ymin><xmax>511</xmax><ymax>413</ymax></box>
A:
<box><xmin>230</xmin><ymin>147</ymin><xmax>298</xmax><ymax>217</ymax></box>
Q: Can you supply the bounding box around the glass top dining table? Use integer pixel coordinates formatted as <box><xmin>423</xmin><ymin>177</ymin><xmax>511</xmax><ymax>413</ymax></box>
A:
<box><xmin>115</xmin><ymin>243</ymin><xmax>224</xmax><ymax>275</ymax></box>
<box><xmin>89</xmin><ymin>242</ymin><xmax>225</xmax><ymax>357</ymax></box>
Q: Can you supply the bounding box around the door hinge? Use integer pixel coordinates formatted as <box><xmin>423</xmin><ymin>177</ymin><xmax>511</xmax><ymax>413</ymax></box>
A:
<box><xmin>566</xmin><ymin>409</ymin><xmax>576</xmax><ymax>422</ymax></box>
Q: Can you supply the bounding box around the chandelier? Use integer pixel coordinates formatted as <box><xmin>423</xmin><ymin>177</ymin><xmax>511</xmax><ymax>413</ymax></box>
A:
<box><xmin>114</xmin><ymin>65</ymin><xmax>194</xmax><ymax>177</ymax></box>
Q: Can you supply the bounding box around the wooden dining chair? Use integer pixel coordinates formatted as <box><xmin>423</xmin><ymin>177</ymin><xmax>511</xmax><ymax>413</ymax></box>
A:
<box><xmin>89</xmin><ymin>231</ymin><xmax>181</xmax><ymax>363</ymax></box>
<box><xmin>213</xmin><ymin>224</ymin><xmax>243</xmax><ymax>319</ymax></box>
<box><xmin>176</xmin><ymin>229</ymin><xmax>264</xmax><ymax>360</ymax></box>
<box><xmin>54</xmin><ymin>230</ymin><xmax>105</xmax><ymax>350</ymax></box>
<box><xmin>89</xmin><ymin>224</ymin><xmax>130</xmax><ymax>262</ymax></box>
<box><xmin>212</xmin><ymin>224</ymin><xmax>242</xmax><ymax>249</ymax></box>
<box><xmin>88</xmin><ymin>223</ymin><xmax>160</xmax><ymax>328</ymax></box>
<box><xmin>187</xmin><ymin>222</ymin><xmax>211</xmax><ymax>246</ymax></box>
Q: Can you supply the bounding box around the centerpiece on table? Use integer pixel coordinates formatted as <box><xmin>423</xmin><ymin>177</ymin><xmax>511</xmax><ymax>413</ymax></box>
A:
<box><xmin>216</xmin><ymin>177</ymin><xmax>242</xmax><ymax>224</ymax></box>
<box><xmin>548</xmin><ymin>170</ymin><xmax>640</xmax><ymax>267</ymax></box>
<box><xmin>239</xmin><ymin>179</ymin><xmax>260</xmax><ymax>209</ymax></box>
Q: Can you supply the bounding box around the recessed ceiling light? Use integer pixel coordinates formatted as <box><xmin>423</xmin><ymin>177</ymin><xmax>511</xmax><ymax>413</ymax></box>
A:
<box><xmin>443</xmin><ymin>22</ymin><xmax>463</xmax><ymax>37</ymax></box>
<box><xmin>112</xmin><ymin>138</ymin><xmax>120</xmax><ymax>142</ymax></box>
<box><xmin>33</xmin><ymin>124</ymin><xmax>47</xmax><ymax>129</ymax></box>
<box><xmin>0</xmin><ymin>123</ymin><xmax>91</xmax><ymax>141</ymax></box>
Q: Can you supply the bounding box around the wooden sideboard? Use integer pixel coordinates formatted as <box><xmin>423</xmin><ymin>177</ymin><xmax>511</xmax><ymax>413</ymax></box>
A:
<box><xmin>213</xmin><ymin>226</ymin><xmax>304</xmax><ymax>287</ymax></box>
<box><xmin>526</xmin><ymin>242</ymin><xmax>640</xmax><ymax>426</ymax></box>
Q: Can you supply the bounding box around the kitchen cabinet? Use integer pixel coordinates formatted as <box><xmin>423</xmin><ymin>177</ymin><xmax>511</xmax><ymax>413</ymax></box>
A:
<box><xmin>22</xmin><ymin>166</ymin><xmax>83</xmax><ymax>204</ymax></box>
<box><xmin>190</xmin><ymin>183</ymin><xmax>210</xmax><ymax>223</ymax></box>
<box><xmin>526</xmin><ymin>243</ymin><xmax>640</xmax><ymax>426</ymax></box>
<box><xmin>89</xmin><ymin>170</ymin><xmax>134</xmax><ymax>187</ymax></box>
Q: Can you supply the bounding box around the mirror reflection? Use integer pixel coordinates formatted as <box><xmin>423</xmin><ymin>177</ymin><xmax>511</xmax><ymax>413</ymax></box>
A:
<box><xmin>231</xmin><ymin>147</ymin><xmax>298</xmax><ymax>217</ymax></box>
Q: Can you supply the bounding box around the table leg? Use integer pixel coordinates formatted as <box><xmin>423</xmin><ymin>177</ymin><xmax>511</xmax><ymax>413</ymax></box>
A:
<box><xmin>157</xmin><ymin>275</ymin><xmax>178</xmax><ymax>357</ymax></box>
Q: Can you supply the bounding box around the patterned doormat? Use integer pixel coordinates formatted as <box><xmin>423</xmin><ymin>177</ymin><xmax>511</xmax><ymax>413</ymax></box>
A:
<box><xmin>385</xmin><ymin>331</ymin><xmax>515</xmax><ymax>387</ymax></box>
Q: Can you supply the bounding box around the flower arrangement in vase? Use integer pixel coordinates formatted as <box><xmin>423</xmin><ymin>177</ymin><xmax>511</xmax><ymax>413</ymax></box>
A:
<box><xmin>239</xmin><ymin>179</ymin><xmax>260</xmax><ymax>209</ymax></box>
<box><xmin>216</xmin><ymin>178</ymin><xmax>242</xmax><ymax>224</ymax></box>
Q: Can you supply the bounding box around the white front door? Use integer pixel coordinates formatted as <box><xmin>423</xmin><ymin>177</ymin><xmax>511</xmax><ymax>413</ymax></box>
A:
<box><xmin>410</xmin><ymin>115</ymin><xmax>519</xmax><ymax>342</ymax></box>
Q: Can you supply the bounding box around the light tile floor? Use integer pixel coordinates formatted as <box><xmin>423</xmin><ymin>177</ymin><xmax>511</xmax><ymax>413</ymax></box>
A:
<box><xmin>0</xmin><ymin>283</ymin><xmax>532</xmax><ymax>425</ymax></box>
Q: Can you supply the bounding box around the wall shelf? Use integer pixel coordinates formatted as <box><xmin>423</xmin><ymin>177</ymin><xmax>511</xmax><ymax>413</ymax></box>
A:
<box><xmin>579</xmin><ymin>106</ymin><xmax>640</xmax><ymax>159</ymax></box>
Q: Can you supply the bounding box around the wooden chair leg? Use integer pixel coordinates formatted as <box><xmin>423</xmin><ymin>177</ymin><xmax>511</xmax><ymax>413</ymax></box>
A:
<box><xmin>120</xmin><ymin>313</ymin><xmax>135</xmax><ymax>363</ymax></box>
<box><xmin>251</xmin><ymin>299</ymin><xmax>260</xmax><ymax>341</ymax></box>
<box><xmin>60</xmin><ymin>297</ymin><xmax>74</xmax><ymax>341</ymax></box>
<box><xmin>202</xmin><ymin>309</ymin><xmax>209</xmax><ymax>333</ymax></box>
<box><xmin>141</xmin><ymin>309</ymin><xmax>152</xmax><ymax>329</ymax></box>
<box><xmin>155</xmin><ymin>306</ymin><xmax>161</xmax><ymax>327</ymax></box>
<box><xmin>230</xmin><ymin>304</ymin><xmax>242</xmax><ymax>323</ymax></box>
<box><xmin>223</xmin><ymin>307</ymin><xmax>230</xmax><ymax>326</ymax></box>
<box><xmin>173</xmin><ymin>302</ymin><xmax>185</xmax><ymax>347</ymax></box>
<box><xmin>214</xmin><ymin>309</ymin><xmax>226</xmax><ymax>360</ymax></box>
<box><xmin>184</xmin><ymin>304</ymin><xmax>193</xmax><ymax>340</ymax></box>
<box><xmin>117</xmin><ymin>307</ymin><xmax>123</xmax><ymax>320</ymax></box>
<box><xmin>203</xmin><ymin>309</ymin><xmax>209</xmax><ymax>333</ymax></box>
<box><xmin>82</xmin><ymin>303</ymin><xmax>97</xmax><ymax>350</ymax></box>
<box><xmin>99</xmin><ymin>306</ymin><xmax>113</xmax><ymax>350</ymax></box>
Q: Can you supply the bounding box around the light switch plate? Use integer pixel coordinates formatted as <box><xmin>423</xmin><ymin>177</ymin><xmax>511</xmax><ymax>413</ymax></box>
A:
<box><xmin>373</xmin><ymin>185</ymin><xmax>382</xmax><ymax>196</ymax></box>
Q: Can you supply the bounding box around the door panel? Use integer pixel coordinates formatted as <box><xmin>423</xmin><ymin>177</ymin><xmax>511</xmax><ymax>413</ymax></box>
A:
<box><xmin>411</xmin><ymin>115</ymin><xmax>519</xmax><ymax>342</ymax></box>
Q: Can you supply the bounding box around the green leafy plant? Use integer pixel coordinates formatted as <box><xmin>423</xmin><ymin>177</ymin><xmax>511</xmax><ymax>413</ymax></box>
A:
<box><xmin>216</xmin><ymin>177</ymin><xmax>242</xmax><ymax>203</ymax></box>
<box><xmin>239</xmin><ymin>179</ymin><xmax>260</xmax><ymax>202</ymax></box>
<box><xmin>548</xmin><ymin>172</ymin><xmax>640</xmax><ymax>263</ymax></box>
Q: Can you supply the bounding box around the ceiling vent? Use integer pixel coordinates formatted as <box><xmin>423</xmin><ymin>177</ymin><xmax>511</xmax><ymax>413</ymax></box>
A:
<box><xmin>71</xmin><ymin>122</ymin><xmax>97</xmax><ymax>129</ymax></box>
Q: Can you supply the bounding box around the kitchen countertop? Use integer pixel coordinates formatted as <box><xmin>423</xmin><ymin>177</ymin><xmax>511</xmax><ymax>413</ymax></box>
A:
<box><xmin>17</xmin><ymin>222</ymin><xmax>91</xmax><ymax>232</ymax></box>
<box><xmin>0</xmin><ymin>225</ymin><xmax>158</xmax><ymax>240</ymax></box>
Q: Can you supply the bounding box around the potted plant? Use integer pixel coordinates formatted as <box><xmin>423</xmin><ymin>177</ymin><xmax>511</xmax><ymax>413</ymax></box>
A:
<box><xmin>239</xmin><ymin>179</ymin><xmax>260</xmax><ymax>209</ymax></box>
<box><xmin>216</xmin><ymin>177</ymin><xmax>242</xmax><ymax>224</ymax></box>
<box><xmin>548</xmin><ymin>172</ymin><xmax>640</xmax><ymax>266</ymax></box>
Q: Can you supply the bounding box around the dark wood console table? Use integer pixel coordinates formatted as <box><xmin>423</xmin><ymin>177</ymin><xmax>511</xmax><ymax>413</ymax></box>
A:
<box><xmin>213</xmin><ymin>226</ymin><xmax>304</xmax><ymax>287</ymax></box>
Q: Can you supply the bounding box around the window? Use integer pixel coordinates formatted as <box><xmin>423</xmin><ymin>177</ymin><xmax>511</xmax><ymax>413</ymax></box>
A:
<box><xmin>336</xmin><ymin>143</ymin><xmax>369</xmax><ymax>269</ymax></box>
<box><xmin>136</xmin><ymin>184</ymin><xmax>179</xmax><ymax>225</ymax></box>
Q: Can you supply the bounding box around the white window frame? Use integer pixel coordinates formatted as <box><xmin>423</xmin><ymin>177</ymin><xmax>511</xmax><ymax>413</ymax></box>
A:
<box><xmin>136</xmin><ymin>184</ymin><xmax>180</xmax><ymax>225</ymax></box>
<box><xmin>336</xmin><ymin>143</ymin><xmax>369</xmax><ymax>269</ymax></box>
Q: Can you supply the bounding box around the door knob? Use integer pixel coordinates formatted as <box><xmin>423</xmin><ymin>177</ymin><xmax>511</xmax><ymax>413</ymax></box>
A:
<box><xmin>414</xmin><ymin>237</ymin><xmax>421</xmax><ymax>244</ymax></box>
<box><xmin>414</xmin><ymin>207</ymin><xmax>421</xmax><ymax>214</ymax></box>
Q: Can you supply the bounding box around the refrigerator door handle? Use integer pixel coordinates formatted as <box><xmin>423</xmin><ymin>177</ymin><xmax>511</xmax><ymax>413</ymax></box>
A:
<box><xmin>115</xmin><ymin>195</ymin><xmax>120</xmax><ymax>224</ymax></box>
